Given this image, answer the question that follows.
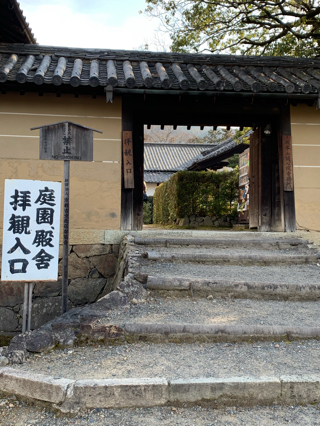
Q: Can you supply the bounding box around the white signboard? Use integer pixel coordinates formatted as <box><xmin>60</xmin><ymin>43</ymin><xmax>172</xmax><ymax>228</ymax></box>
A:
<box><xmin>1</xmin><ymin>179</ymin><xmax>61</xmax><ymax>281</ymax></box>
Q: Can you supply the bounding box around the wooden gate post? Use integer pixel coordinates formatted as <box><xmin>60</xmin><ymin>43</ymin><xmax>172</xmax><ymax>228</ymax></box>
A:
<box><xmin>279</xmin><ymin>106</ymin><xmax>296</xmax><ymax>232</ymax></box>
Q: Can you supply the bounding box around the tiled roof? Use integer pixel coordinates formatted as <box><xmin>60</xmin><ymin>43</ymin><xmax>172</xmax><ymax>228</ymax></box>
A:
<box><xmin>144</xmin><ymin>171</ymin><xmax>174</xmax><ymax>183</ymax></box>
<box><xmin>0</xmin><ymin>1</ymin><xmax>36</xmax><ymax>44</ymax></box>
<box><xmin>144</xmin><ymin>142</ymin><xmax>216</xmax><ymax>173</ymax></box>
<box><xmin>188</xmin><ymin>130</ymin><xmax>253</xmax><ymax>171</ymax></box>
<box><xmin>1</xmin><ymin>44</ymin><xmax>320</xmax><ymax>95</ymax></box>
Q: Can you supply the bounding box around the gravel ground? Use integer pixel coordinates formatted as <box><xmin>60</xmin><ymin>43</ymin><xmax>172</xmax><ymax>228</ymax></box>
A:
<box><xmin>141</xmin><ymin>263</ymin><xmax>320</xmax><ymax>284</ymax></box>
<box><xmin>86</xmin><ymin>297</ymin><xmax>320</xmax><ymax>328</ymax></box>
<box><xmin>12</xmin><ymin>339</ymin><xmax>320</xmax><ymax>380</ymax></box>
<box><xmin>1</xmin><ymin>395</ymin><xmax>320</xmax><ymax>425</ymax></box>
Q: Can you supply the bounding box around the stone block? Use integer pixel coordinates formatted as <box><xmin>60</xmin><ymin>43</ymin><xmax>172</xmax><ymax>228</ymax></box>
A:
<box><xmin>280</xmin><ymin>375</ymin><xmax>320</xmax><ymax>404</ymax></box>
<box><xmin>95</xmin><ymin>291</ymin><xmax>127</xmax><ymax>310</ymax></box>
<box><xmin>71</xmin><ymin>377</ymin><xmax>168</xmax><ymax>408</ymax></box>
<box><xmin>203</xmin><ymin>216</ymin><xmax>213</xmax><ymax>227</ymax></box>
<box><xmin>113</xmin><ymin>244</ymin><xmax>120</xmax><ymax>257</ymax></box>
<box><xmin>196</xmin><ymin>216</ymin><xmax>204</xmax><ymax>223</ymax></box>
<box><xmin>0</xmin><ymin>282</ymin><xmax>24</xmax><ymax>307</ymax></box>
<box><xmin>0</xmin><ymin>307</ymin><xmax>19</xmax><ymax>332</ymax></box>
<box><xmin>73</xmin><ymin>244</ymin><xmax>111</xmax><ymax>258</ymax></box>
<box><xmin>0</xmin><ymin>357</ymin><xmax>9</xmax><ymax>366</ymax></box>
<box><xmin>33</xmin><ymin>280</ymin><xmax>62</xmax><ymax>297</ymax></box>
<box><xmin>89</xmin><ymin>254</ymin><xmax>117</xmax><ymax>278</ymax></box>
<box><xmin>190</xmin><ymin>215</ymin><xmax>196</xmax><ymax>222</ymax></box>
<box><xmin>58</xmin><ymin>253</ymin><xmax>91</xmax><ymax>279</ymax></box>
<box><xmin>169</xmin><ymin>376</ymin><xmax>281</xmax><ymax>405</ymax></box>
<box><xmin>179</xmin><ymin>217</ymin><xmax>189</xmax><ymax>226</ymax></box>
<box><xmin>68</xmin><ymin>278</ymin><xmax>107</xmax><ymax>305</ymax></box>
<box><xmin>29</xmin><ymin>297</ymin><xmax>72</xmax><ymax>329</ymax></box>
<box><xmin>0</xmin><ymin>368</ymin><xmax>74</xmax><ymax>404</ymax></box>
<box><xmin>25</xmin><ymin>330</ymin><xmax>54</xmax><ymax>353</ymax></box>
<box><xmin>58</xmin><ymin>245</ymin><xmax>71</xmax><ymax>260</ymax></box>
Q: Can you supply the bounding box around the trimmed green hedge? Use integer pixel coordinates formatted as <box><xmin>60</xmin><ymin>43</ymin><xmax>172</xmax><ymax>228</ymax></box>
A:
<box><xmin>153</xmin><ymin>168</ymin><xmax>239</xmax><ymax>224</ymax></box>
<box><xmin>143</xmin><ymin>196</ymin><xmax>154</xmax><ymax>224</ymax></box>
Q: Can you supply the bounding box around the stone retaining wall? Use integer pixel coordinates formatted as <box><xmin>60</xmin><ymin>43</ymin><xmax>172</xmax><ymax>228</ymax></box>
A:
<box><xmin>177</xmin><ymin>215</ymin><xmax>238</xmax><ymax>228</ymax></box>
<box><xmin>0</xmin><ymin>244</ymin><xmax>119</xmax><ymax>334</ymax></box>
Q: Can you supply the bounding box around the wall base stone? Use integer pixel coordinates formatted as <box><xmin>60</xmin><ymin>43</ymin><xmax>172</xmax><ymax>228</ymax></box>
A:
<box><xmin>0</xmin><ymin>244</ymin><xmax>118</xmax><ymax>334</ymax></box>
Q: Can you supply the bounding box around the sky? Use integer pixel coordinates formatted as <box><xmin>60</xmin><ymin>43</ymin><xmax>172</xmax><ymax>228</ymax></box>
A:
<box><xmin>21</xmin><ymin>0</ymin><xmax>170</xmax><ymax>51</ymax></box>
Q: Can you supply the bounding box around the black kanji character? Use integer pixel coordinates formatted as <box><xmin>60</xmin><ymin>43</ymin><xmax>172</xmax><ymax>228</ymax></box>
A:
<box><xmin>62</xmin><ymin>146</ymin><xmax>71</xmax><ymax>155</ymax></box>
<box><xmin>8</xmin><ymin>214</ymin><xmax>31</xmax><ymax>234</ymax></box>
<box><xmin>35</xmin><ymin>187</ymin><xmax>56</xmax><ymax>206</ymax></box>
<box><xmin>8</xmin><ymin>258</ymin><xmax>29</xmax><ymax>274</ymax></box>
<box><xmin>32</xmin><ymin>230</ymin><xmax>54</xmax><ymax>247</ymax></box>
<box><xmin>7</xmin><ymin>237</ymin><xmax>31</xmax><ymax>254</ymax></box>
<box><xmin>62</xmin><ymin>135</ymin><xmax>72</xmax><ymax>145</ymax></box>
<box><xmin>126</xmin><ymin>160</ymin><xmax>132</xmax><ymax>166</ymax></box>
<box><xmin>10</xmin><ymin>189</ymin><xmax>31</xmax><ymax>211</ymax></box>
<box><xmin>32</xmin><ymin>249</ymin><xmax>54</xmax><ymax>270</ymax></box>
<box><xmin>36</xmin><ymin>208</ymin><xmax>54</xmax><ymax>225</ymax></box>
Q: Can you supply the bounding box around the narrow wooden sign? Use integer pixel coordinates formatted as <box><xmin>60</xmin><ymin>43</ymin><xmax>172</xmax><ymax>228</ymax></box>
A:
<box><xmin>122</xmin><ymin>131</ymin><xmax>134</xmax><ymax>189</ymax></box>
<box><xmin>31</xmin><ymin>121</ymin><xmax>102</xmax><ymax>314</ymax></box>
<box><xmin>282</xmin><ymin>135</ymin><xmax>294</xmax><ymax>191</ymax></box>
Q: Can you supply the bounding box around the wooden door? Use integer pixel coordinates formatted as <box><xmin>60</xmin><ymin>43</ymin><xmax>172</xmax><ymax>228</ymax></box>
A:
<box><xmin>249</xmin><ymin>129</ymin><xmax>260</xmax><ymax>228</ymax></box>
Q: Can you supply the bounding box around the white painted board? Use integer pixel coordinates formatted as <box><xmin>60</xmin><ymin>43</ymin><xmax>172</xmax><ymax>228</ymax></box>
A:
<box><xmin>1</xmin><ymin>179</ymin><xmax>61</xmax><ymax>281</ymax></box>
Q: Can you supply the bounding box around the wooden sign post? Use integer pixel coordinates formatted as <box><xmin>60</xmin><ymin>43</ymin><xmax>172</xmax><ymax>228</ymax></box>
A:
<box><xmin>31</xmin><ymin>121</ymin><xmax>102</xmax><ymax>314</ymax></box>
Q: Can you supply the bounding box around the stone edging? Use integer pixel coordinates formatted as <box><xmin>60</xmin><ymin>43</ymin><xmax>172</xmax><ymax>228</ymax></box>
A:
<box><xmin>1</xmin><ymin>368</ymin><xmax>320</xmax><ymax>413</ymax></box>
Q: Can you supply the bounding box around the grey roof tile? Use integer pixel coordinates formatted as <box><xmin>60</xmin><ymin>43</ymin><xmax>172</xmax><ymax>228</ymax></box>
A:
<box><xmin>1</xmin><ymin>44</ymin><xmax>320</xmax><ymax>95</ymax></box>
<box><xmin>144</xmin><ymin>143</ymin><xmax>217</xmax><ymax>172</ymax></box>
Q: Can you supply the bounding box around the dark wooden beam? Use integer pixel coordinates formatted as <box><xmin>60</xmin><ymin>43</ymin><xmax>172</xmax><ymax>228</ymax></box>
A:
<box><xmin>132</xmin><ymin>122</ymin><xmax>144</xmax><ymax>230</ymax></box>
<box><xmin>121</xmin><ymin>97</ymin><xmax>133</xmax><ymax>230</ymax></box>
<box><xmin>259</xmin><ymin>131</ymin><xmax>272</xmax><ymax>231</ymax></box>
<box><xmin>280</xmin><ymin>105</ymin><xmax>296</xmax><ymax>232</ymax></box>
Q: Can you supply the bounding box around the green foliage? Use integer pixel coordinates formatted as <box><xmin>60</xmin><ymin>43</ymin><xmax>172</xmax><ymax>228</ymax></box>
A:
<box><xmin>153</xmin><ymin>168</ymin><xmax>239</xmax><ymax>224</ymax></box>
<box><xmin>143</xmin><ymin>196</ymin><xmax>154</xmax><ymax>224</ymax></box>
<box><xmin>227</xmin><ymin>154</ymin><xmax>240</xmax><ymax>168</ymax></box>
<box><xmin>145</xmin><ymin>0</ymin><xmax>320</xmax><ymax>57</ymax></box>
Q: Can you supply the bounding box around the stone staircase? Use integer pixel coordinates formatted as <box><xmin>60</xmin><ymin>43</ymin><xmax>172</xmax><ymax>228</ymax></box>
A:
<box><xmin>121</xmin><ymin>232</ymin><xmax>320</xmax><ymax>344</ymax></box>
<box><xmin>2</xmin><ymin>230</ymin><xmax>320</xmax><ymax>413</ymax></box>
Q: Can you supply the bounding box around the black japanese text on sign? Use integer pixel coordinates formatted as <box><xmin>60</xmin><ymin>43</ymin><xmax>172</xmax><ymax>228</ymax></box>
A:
<box><xmin>282</xmin><ymin>135</ymin><xmax>294</xmax><ymax>192</ymax></box>
<box><xmin>1</xmin><ymin>180</ymin><xmax>61</xmax><ymax>281</ymax></box>
<box><xmin>122</xmin><ymin>131</ymin><xmax>134</xmax><ymax>189</ymax></box>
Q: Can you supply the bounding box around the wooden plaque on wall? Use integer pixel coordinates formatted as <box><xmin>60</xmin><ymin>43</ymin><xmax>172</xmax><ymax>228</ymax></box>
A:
<box><xmin>282</xmin><ymin>135</ymin><xmax>294</xmax><ymax>191</ymax></box>
<box><xmin>122</xmin><ymin>131</ymin><xmax>134</xmax><ymax>189</ymax></box>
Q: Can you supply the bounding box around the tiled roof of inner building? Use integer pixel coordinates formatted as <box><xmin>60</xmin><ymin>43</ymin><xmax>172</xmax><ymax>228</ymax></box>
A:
<box><xmin>144</xmin><ymin>171</ymin><xmax>174</xmax><ymax>183</ymax></box>
<box><xmin>144</xmin><ymin>143</ymin><xmax>217</xmax><ymax>172</ymax></box>
<box><xmin>2</xmin><ymin>44</ymin><xmax>320</xmax><ymax>94</ymax></box>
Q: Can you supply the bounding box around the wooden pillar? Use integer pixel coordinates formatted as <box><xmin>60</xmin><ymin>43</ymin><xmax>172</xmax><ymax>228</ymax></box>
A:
<box><xmin>121</xmin><ymin>97</ymin><xmax>133</xmax><ymax>230</ymax></box>
<box><xmin>279</xmin><ymin>105</ymin><xmax>296</xmax><ymax>232</ymax></box>
<box><xmin>132</xmin><ymin>121</ymin><xmax>144</xmax><ymax>230</ymax></box>
<box><xmin>260</xmin><ymin>128</ymin><xmax>272</xmax><ymax>232</ymax></box>
<box><xmin>121</xmin><ymin>97</ymin><xmax>144</xmax><ymax>231</ymax></box>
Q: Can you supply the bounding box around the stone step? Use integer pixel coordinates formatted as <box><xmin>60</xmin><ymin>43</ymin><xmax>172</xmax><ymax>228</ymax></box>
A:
<box><xmin>145</xmin><ymin>251</ymin><xmax>320</xmax><ymax>265</ymax></box>
<box><xmin>135</xmin><ymin>236</ymin><xmax>311</xmax><ymax>250</ymax></box>
<box><xmin>75</xmin><ymin>297</ymin><xmax>320</xmax><ymax>344</ymax></box>
<box><xmin>3</xmin><ymin>339</ymin><xmax>320</xmax><ymax>412</ymax></box>
<box><xmin>145</xmin><ymin>275</ymin><xmax>320</xmax><ymax>300</ymax></box>
<box><xmin>140</xmin><ymin>263</ymin><xmax>320</xmax><ymax>286</ymax></box>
